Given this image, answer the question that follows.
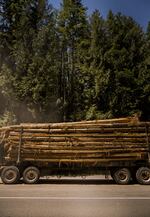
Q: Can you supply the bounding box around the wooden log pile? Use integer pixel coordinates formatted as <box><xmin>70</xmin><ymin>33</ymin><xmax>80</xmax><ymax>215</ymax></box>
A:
<box><xmin>0</xmin><ymin>117</ymin><xmax>150</xmax><ymax>164</ymax></box>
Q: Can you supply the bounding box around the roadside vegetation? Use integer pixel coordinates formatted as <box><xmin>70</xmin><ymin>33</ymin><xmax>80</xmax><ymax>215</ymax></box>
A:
<box><xmin>0</xmin><ymin>0</ymin><xmax>150</xmax><ymax>125</ymax></box>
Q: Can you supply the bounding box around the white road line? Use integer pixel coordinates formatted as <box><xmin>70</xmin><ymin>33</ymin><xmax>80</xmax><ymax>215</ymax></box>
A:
<box><xmin>0</xmin><ymin>197</ymin><xmax>150</xmax><ymax>200</ymax></box>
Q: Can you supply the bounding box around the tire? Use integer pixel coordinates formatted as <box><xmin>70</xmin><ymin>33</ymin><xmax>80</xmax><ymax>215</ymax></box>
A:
<box><xmin>23</xmin><ymin>166</ymin><xmax>40</xmax><ymax>184</ymax></box>
<box><xmin>112</xmin><ymin>168</ymin><xmax>131</xmax><ymax>185</ymax></box>
<box><xmin>136</xmin><ymin>167</ymin><xmax>150</xmax><ymax>185</ymax></box>
<box><xmin>1</xmin><ymin>166</ymin><xmax>20</xmax><ymax>184</ymax></box>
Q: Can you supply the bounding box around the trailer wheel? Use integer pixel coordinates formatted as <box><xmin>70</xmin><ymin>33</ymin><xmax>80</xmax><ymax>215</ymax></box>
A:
<box><xmin>1</xmin><ymin>166</ymin><xmax>20</xmax><ymax>184</ymax></box>
<box><xmin>23</xmin><ymin>167</ymin><xmax>40</xmax><ymax>184</ymax></box>
<box><xmin>112</xmin><ymin>168</ymin><xmax>131</xmax><ymax>185</ymax></box>
<box><xmin>136</xmin><ymin>167</ymin><xmax>150</xmax><ymax>185</ymax></box>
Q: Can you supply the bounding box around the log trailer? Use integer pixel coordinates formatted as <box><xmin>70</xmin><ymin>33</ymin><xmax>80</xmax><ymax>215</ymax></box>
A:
<box><xmin>0</xmin><ymin>117</ymin><xmax>150</xmax><ymax>185</ymax></box>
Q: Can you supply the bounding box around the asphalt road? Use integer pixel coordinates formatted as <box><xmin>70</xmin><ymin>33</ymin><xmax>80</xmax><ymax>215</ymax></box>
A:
<box><xmin>0</xmin><ymin>176</ymin><xmax>150</xmax><ymax>217</ymax></box>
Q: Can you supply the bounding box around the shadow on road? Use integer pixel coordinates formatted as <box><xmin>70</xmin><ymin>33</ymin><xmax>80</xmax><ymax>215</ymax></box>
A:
<box><xmin>0</xmin><ymin>178</ymin><xmax>137</xmax><ymax>185</ymax></box>
<box><xmin>0</xmin><ymin>178</ymin><xmax>116</xmax><ymax>185</ymax></box>
<box><xmin>37</xmin><ymin>178</ymin><xmax>116</xmax><ymax>185</ymax></box>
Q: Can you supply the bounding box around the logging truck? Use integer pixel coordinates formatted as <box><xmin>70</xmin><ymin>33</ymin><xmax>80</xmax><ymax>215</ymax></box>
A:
<box><xmin>0</xmin><ymin>117</ymin><xmax>150</xmax><ymax>185</ymax></box>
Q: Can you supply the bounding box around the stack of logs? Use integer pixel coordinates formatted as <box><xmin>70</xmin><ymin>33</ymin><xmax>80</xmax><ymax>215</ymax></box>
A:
<box><xmin>0</xmin><ymin>117</ymin><xmax>150</xmax><ymax>163</ymax></box>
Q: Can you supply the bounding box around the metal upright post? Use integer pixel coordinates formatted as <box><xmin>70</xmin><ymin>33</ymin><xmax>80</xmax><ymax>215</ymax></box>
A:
<box><xmin>17</xmin><ymin>127</ymin><xmax>23</xmax><ymax>164</ymax></box>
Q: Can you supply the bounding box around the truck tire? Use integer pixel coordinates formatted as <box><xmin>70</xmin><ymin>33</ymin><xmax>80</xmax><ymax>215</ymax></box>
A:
<box><xmin>136</xmin><ymin>167</ymin><xmax>150</xmax><ymax>185</ymax></box>
<box><xmin>23</xmin><ymin>166</ymin><xmax>40</xmax><ymax>184</ymax></box>
<box><xmin>112</xmin><ymin>168</ymin><xmax>131</xmax><ymax>185</ymax></box>
<box><xmin>1</xmin><ymin>166</ymin><xmax>20</xmax><ymax>184</ymax></box>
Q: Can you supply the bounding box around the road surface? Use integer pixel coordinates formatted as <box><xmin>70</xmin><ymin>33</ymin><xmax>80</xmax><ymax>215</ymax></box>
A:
<box><xmin>0</xmin><ymin>176</ymin><xmax>150</xmax><ymax>217</ymax></box>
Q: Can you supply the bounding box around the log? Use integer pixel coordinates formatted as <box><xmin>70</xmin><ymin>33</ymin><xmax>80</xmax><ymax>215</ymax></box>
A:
<box><xmin>15</xmin><ymin>147</ymin><xmax>147</xmax><ymax>154</ymax></box>
<box><xmin>0</xmin><ymin>119</ymin><xmax>149</xmax><ymax>131</ymax></box>
<box><xmin>8</xmin><ymin>133</ymin><xmax>148</xmax><ymax>140</ymax></box>
<box><xmin>4</xmin><ymin>157</ymin><xmax>143</xmax><ymax>163</ymax></box>
<box><xmin>8</xmin><ymin>153</ymin><xmax>146</xmax><ymax>161</ymax></box>
<box><xmin>9</xmin><ymin>127</ymin><xmax>147</xmax><ymax>136</ymax></box>
<box><xmin>20</xmin><ymin>116</ymin><xmax>137</xmax><ymax>126</ymax></box>
<box><xmin>0</xmin><ymin>117</ymin><xmax>149</xmax><ymax>165</ymax></box>
<box><xmin>7</xmin><ymin>135</ymin><xmax>147</xmax><ymax>143</ymax></box>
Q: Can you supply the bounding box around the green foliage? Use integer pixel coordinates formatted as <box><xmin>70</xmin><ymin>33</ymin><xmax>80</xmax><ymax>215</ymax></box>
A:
<box><xmin>0</xmin><ymin>111</ymin><xmax>17</xmax><ymax>127</ymax></box>
<box><xmin>57</xmin><ymin>0</ymin><xmax>89</xmax><ymax>121</ymax></box>
<box><xmin>0</xmin><ymin>0</ymin><xmax>60</xmax><ymax>122</ymax></box>
<box><xmin>0</xmin><ymin>1</ymin><xmax>150</xmax><ymax>124</ymax></box>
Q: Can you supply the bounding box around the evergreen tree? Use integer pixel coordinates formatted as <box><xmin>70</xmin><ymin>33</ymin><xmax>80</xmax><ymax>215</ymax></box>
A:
<box><xmin>0</xmin><ymin>1</ymin><xmax>149</xmax><ymax>125</ymax></box>
<box><xmin>58</xmin><ymin>0</ymin><xmax>88</xmax><ymax>121</ymax></box>
<box><xmin>102</xmin><ymin>12</ymin><xmax>147</xmax><ymax>117</ymax></box>
<box><xmin>77</xmin><ymin>10</ymin><xmax>109</xmax><ymax>120</ymax></box>
<box><xmin>0</xmin><ymin>0</ymin><xmax>60</xmax><ymax>123</ymax></box>
<box><xmin>139</xmin><ymin>21</ymin><xmax>150</xmax><ymax>120</ymax></box>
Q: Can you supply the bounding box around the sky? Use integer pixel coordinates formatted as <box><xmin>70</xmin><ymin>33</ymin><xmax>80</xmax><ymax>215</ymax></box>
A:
<box><xmin>49</xmin><ymin>0</ymin><xmax>150</xmax><ymax>30</ymax></box>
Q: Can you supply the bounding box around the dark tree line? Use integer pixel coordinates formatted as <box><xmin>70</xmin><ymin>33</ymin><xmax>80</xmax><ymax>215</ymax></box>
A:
<box><xmin>0</xmin><ymin>0</ymin><xmax>150</xmax><ymax>125</ymax></box>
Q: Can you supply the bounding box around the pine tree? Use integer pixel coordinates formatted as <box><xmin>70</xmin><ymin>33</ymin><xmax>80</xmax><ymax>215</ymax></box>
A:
<box><xmin>0</xmin><ymin>0</ymin><xmax>60</xmax><ymax>123</ymax></box>
<box><xmin>77</xmin><ymin>10</ymin><xmax>110</xmax><ymax>120</ymax></box>
<box><xmin>102</xmin><ymin>12</ymin><xmax>147</xmax><ymax>117</ymax></box>
<box><xmin>88</xmin><ymin>10</ymin><xmax>110</xmax><ymax>118</ymax></box>
<box><xmin>58</xmin><ymin>0</ymin><xmax>88</xmax><ymax>121</ymax></box>
<box><xmin>138</xmin><ymin>21</ymin><xmax>150</xmax><ymax>120</ymax></box>
<box><xmin>0</xmin><ymin>1</ymin><xmax>149</xmax><ymax>124</ymax></box>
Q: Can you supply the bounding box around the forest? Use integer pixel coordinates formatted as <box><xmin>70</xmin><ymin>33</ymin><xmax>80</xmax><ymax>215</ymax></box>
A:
<box><xmin>0</xmin><ymin>0</ymin><xmax>150</xmax><ymax>126</ymax></box>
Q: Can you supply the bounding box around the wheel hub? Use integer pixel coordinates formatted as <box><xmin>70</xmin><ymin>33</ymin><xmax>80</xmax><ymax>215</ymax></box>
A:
<box><xmin>27</xmin><ymin>171</ymin><xmax>37</xmax><ymax>180</ymax></box>
<box><xmin>5</xmin><ymin>171</ymin><xmax>16</xmax><ymax>181</ymax></box>
<box><xmin>119</xmin><ymin>172</ymin><xmax>127</xmax><ymax>180</ymax></box>
<box><xmin>141</xmin><ymin>171</ymin><xmax>150</xmax><ymax>181</ymax></box>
